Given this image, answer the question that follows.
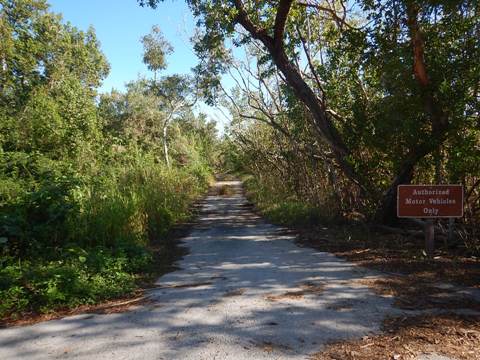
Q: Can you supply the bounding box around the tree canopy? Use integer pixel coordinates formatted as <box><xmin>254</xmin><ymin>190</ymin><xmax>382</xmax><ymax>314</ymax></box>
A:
<box><xmin>142</xmin><ymin>0</ymin><xmax>479</xmax><ymax>224</ymax></box>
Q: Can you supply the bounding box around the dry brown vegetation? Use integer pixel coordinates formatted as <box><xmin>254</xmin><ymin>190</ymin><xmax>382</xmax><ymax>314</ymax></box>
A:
<box><xmin>313</xmin><ymin>314</ymin><xmax>480</xmax><ymax>360</ymax></box>
<box><xmin>294</xmin><ymin>226</ymin><xmax>480</xmax><ymax>289</ymax></box>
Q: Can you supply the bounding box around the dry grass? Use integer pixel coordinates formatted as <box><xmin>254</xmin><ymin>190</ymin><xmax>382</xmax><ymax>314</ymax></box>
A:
<box><xmin>266</xmin><ymin>291</ymin><xmax>306</xmax><ymax>301</ymax></box>
<box><xmin>255</xmin><ymin>340</ymin><xmax>293</xmax><ymax>353</ymax></box>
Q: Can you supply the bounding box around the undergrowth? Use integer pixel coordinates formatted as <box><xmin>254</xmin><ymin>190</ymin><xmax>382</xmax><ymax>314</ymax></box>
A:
<box><xmin>0</xmin><ymin>157</ymin><xmax>211</xmax><ymax>320</ymax></box>
<box><xmin>243</xmin><ymin>175</ymin><xmax>331</xmax><ymax>227</ymax></box>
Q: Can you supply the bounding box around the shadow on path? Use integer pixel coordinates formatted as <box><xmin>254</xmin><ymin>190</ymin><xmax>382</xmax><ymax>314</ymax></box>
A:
<box><xmin>0</xmin><ymin>181</ymin><xmax>400</xmax><ymax>360</ymax></box>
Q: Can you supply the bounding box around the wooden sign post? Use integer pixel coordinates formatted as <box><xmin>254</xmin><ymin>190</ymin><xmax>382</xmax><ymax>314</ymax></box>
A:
<box><xmin>397</xmin><ymin>185</ymin><xmax>463</xmax><ymax>257</ymax></box>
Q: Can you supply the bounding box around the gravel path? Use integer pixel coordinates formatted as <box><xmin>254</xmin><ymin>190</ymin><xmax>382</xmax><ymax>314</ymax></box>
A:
<box><xmin>0</xmin><ymin>180</ymin><xmax>403</xmax><ymax>359</ymax></box>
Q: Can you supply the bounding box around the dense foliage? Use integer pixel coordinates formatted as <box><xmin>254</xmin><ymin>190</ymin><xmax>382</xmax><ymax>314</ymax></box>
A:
<box><xmin>1</xmin><ymin>0</ymin><xmax>478</xmax><ymax>319</ymax></box>
<box><xmin>143</xmin><ymin>0</ymin><xmax>479</xmax><ymax>251</ymax></box>
<box><xmin>0</xmin><ymin>0</ymin><xmax>217</xmax><ymax>318</ymax></box>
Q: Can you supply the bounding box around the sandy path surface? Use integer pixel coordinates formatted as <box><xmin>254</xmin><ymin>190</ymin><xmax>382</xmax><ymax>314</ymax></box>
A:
<box><xmin>0</xmin><ymin>180</ymin><xmax>401</xmax><ymax>359</ymax></box>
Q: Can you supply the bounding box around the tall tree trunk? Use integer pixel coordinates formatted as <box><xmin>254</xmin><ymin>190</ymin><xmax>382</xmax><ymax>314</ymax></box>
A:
<box><xmin>374</xmin><ymin>1</ymin><xmax>449</xmax><ymax>224</ymax></box>
<box><xmin>375</xmin><ymin>158</ymin><xmax>417</xmax><ymax>224</ymax></box>
<box><xmin>267</xmin><ymin>40</ymin><xmax>371</xmax><ymax>198</ymax></box>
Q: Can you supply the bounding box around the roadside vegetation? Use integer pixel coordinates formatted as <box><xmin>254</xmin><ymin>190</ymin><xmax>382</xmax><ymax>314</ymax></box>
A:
<box><xmin>0</xmin><ymin>0</ymin><xmax>218</xmax><ymax>321</ymax></box>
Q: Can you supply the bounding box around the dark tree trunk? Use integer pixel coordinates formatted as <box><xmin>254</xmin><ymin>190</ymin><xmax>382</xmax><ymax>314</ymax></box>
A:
<box><xmin>266</xmin><ymin>40</ymin><xmax>371</xmax><ymax>198</ymax></box>
<box><xmin>375</xmin><ymin>163</ymin><xmax>415</xmax><ymax>225</ymax></box>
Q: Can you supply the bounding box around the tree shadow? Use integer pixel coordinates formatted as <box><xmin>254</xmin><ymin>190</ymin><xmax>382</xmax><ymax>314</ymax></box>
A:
<box><xmin>0</xmin><ymin>187</ymin><xmax>399</xmax><ymax>359</ymax></box>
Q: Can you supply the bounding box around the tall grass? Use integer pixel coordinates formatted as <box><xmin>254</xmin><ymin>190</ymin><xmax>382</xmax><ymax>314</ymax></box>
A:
<box><xmin>243</xmin><ymin>175</ymin><xmax>332</xmax><ymax>227</ymax></box>
<box><xmin>0</xmin><ymin>158</ymin><xmax>211</xmax><ymax>319</ymax></box>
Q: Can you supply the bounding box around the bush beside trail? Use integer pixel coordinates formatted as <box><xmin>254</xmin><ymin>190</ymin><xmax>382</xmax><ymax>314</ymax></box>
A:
<box><xmin>0</xmin><ymin>1</ymin><xmax>219</xmax><ymax>321</ymax></box>
<box><xmin>0</xmin><ymin>158</ymin><xmax>212</xmax><ymax>320</ymax></box>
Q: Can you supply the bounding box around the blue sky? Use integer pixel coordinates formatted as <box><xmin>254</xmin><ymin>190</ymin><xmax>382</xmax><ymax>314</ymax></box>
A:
<box><xmin>48</xmin><ymin>0</ymin><xmax>230</xmax><ymax>131</ymax></box>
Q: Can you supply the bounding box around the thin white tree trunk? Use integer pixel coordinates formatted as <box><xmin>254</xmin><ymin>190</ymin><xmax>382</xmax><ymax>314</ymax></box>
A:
<box><xmin>163</xmin><ymin>118</ymin><xmax>170</xmax><ymax>168</ymax></box>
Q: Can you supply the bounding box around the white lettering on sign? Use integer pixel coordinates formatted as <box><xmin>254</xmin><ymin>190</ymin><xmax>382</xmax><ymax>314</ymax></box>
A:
<box><xmin>413</xmin><ymin>189</ymin><xmax>450</xmax><ymax>196</ymax></box>
<box><xmin>428</xmin><ymin>198</ymin><xmax>456</xmax><ymax>205</ymax></box>
<box><xmin>405</xmin><ymin>196</ymin><xmax>456</xmax><ymax>208</ymax></box>
<box><xmin>397</xmin><ymin>185</ymin><xmax>463</xmax><ymax>218</ymax></box>
<box><xmin>423</xmin><ymin>207</ymin><xmax>439</xmax><ymax>216</ymax></box>
<box><xmin>405</xmin><ymin>198</ymin><xmax>425</xmax><ymax>205</ymax></box>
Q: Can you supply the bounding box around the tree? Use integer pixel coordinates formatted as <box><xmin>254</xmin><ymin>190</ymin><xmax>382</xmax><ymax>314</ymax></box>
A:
<box><xmin>0</xmin><ymin>0</ymin><xmax>109</xmax><ymax>157</ymax></box>
<box><xmin>139</xmin><ymin>26</ymin><xmax>197</xmax><ymax>166</ymax></box>
<box><xmin>141</xmin><ymin>25</ymin><xmax>173</xmax><ymax>80</ymax></box>
<box><xmin>141</xmin><ymin>0</ymin><xmax>480</xmax><ymax>224</ymax></box>
<box><xmin>99</xmin><ymin>76</ymin><xmax>198</xmax><ymax>167</ymax></box>
<box><xmin>150</xmin><ymin>74</ymin><xmax>196</xmax><ymax>167</ymax></box>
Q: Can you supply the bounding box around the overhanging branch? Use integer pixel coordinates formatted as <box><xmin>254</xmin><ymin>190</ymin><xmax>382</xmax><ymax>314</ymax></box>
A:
<box><xmin>273</xmin><ymin>0</ymin><xmax>294</xmax><ymax>49</ymax></box>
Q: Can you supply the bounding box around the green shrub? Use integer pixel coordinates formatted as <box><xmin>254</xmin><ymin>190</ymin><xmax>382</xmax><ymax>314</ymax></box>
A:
<box><xmin>244</xmin><ymin>176</ymin><xmax>327</xmax><ymax>227</ymax></box>
<box><xmin>265</xmin><ymin>201</ymin><xmax>324</xmax><ymax>227</ymax></box>
<box><xmin>0</xmin><ymin>245</ymin><xmax>150</xmax><ymax>318</ymax></box>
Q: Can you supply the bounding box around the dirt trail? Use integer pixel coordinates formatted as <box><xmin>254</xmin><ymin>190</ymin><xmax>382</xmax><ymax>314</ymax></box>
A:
<box><xmin>0</xmin><ymin>180</ymin><xmax>405</xmax><ymax>359</ymax></box>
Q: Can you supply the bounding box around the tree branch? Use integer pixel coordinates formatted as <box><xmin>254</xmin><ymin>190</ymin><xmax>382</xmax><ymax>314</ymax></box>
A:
<box><xmin>274</xmin><ymin>0</ymin><xmax>294</xmax><ymax>49</ymax></box>
<box><xmin>233</xmin><ymin>0</ymin><xmax>273</xmax><ymax>47</ymax></box>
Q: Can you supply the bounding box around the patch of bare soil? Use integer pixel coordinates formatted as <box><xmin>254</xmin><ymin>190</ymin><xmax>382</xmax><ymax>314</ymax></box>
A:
<box><xmin>255</xmin><ymin>340</ymin><xmax>293</xmax><ymax>353</ymax></box>
<box><xmin>213</xmin><ymin>174</ymin><xmax>239</xmax><ymax>196</ymax></box>
<box><xmin>223</xmin><ymin>288</ymin><xmax>246</xmax><ymax>297</ymax></box>
<box><xmin>218</xmin><ymin>184</ymin><xmax>236</xmax><ymax>196</ymax></box>
<box><xmin>325</xmin><ymin>299</ymin><xmax>356</xmax><ymax>312</ymax></box>
<box><xmin>266</xmin><ymin>291</ymin><xmax>305</xmax><ymax>301</ymax></box>
<box><xmin>313</xmin><ymin>313</ymin><xmax>480</xmax><ymax>360</ymax></box>
<box><xmin>265</xmin><ymin>282</ymin><xmax>324</xmax><ymax>302</ymax></box>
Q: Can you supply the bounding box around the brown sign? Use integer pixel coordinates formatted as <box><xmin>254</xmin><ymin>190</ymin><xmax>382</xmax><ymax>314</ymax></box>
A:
<box><xmin>397</xmin><ymin>185</ymin><xmax>463</xmax><ymax>218</ymax></box>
